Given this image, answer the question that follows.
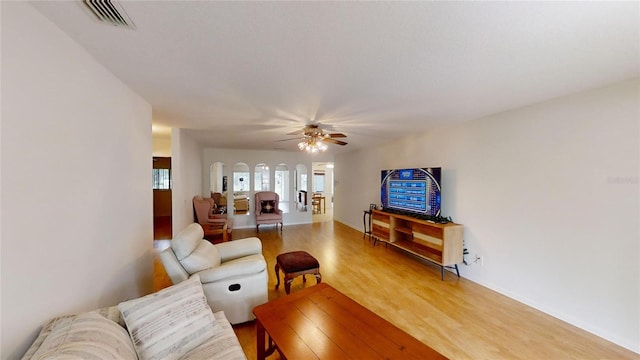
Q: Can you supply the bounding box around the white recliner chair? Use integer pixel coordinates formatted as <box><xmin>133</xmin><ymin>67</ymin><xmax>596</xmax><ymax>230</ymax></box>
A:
<box><xmin>159</xmin><ymin>223</ymin><xmax>268</xmax><ymax>324</ymax></box>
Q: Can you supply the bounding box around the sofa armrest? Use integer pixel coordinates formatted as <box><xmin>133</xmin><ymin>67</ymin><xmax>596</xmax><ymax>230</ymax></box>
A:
<box><xmin>216</xmin><ymin>237</ymin><xmax>262</xmax><ymax>261</ymax></box>
<box><xmin>197</xmin><ymin>255</ymin><xmax>266</xmax><ymax>283</ymax></box>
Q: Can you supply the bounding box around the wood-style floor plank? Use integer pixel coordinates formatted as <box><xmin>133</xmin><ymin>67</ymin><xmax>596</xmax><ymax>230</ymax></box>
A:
<box><xmin>154</xmin><ymin>221</ymin><xmax>636</xmax><ymax>360</ymax></box>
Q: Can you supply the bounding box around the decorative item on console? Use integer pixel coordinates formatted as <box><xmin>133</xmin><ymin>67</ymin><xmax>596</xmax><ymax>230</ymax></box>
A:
<box><xmin>381</xmin><ymin>207</ymin><xmax>453</xmax><ymax>224</ymax></box>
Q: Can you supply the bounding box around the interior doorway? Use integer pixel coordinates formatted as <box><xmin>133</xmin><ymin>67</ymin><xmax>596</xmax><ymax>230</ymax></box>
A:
<box><xmin>311</xmin><ymin>162</ymin><xmax>334</xmax><ymax>223</ymax></box>
<box><xmin>153</xmin><ymin>157</ymin><xmax>172</xmax><ymax>239</ymax></box>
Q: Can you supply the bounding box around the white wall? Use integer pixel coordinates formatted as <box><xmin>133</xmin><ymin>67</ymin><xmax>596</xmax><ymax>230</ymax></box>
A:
<box><xmin>0</xmin><ymin>3</ymin><xmax>154</xmax><ymax>358</ymax></box>
<box><xmin>152</xmin><ymin>136</ymin><xmax>171</xmax><ymax>157</ymax></box>
<box><xmin>211</xmin><ymin>162</ymin><xmax>226</xmax><ymax>193</ymax></box>
<box><xmin>202</xmin><ymin>148</ymin><xmax>334</xmax><ymax>228</ymax></box>
<box><xmin>171</xmin><ymin>129</ymin><xmax>203</xmax><ymax>235</ymax></box>
<box><xmin>335</xmin><ymin>79</ymin><xmax>639</xmax><ymax>353</ymax></box>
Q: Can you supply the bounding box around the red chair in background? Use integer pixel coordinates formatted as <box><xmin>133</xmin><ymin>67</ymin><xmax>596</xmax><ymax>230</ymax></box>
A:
<box><xmin>193</xmin><ymin>196</ymin><xmax>233</xmax><ymax>243</ymax></box>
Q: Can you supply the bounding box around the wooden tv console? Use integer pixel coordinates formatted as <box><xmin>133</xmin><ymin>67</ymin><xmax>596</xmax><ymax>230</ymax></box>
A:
<box><xmin>371</xmin><ymin>210</ymin><xmax>463</xmax><ymax>280</ymax></box>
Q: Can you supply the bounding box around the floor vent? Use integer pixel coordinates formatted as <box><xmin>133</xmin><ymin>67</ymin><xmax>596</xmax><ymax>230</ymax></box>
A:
<box><xmin>83</xmin><ymin>0</ymin><xmax>135</xmax><ymax>29</ymax></box>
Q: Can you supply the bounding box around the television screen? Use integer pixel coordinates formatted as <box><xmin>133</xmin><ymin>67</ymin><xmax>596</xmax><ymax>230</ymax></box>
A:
<box><xmin>381</xmin><ymin>167</ymin><xmax>441</xmax><ymax>217</ymax></box>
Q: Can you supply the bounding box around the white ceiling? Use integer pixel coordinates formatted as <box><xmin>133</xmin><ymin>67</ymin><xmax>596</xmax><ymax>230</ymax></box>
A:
<box><xmin>32</xmin><ymin>1</ymin><xmax>639</xmax><ymax>155</ymax></box>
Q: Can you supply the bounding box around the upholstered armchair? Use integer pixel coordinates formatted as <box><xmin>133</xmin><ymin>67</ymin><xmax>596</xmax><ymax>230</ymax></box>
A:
<box><xmin>210</xmin><ymin>192</ymin><xmax>225</xmax><ymax>213</ymax></box>
<box><xmin>193</xmin><ymin>196</ymin><xmax>233</xmax><ymax>242</ymax></box>
<box><xmin>254</xmin><ymin>191</ymin><xmax>283</xmax><ymax>232</ymax></box>
<box><xmin>160</xmin><ymin>223</ymin><xmax>268</xmax><ymax>324</ymax></box>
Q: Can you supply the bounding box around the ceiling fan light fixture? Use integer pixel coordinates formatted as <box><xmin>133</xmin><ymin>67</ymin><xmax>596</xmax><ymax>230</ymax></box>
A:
<box><xmin>285</xmin><ymin>123</ymin><xmax>346</xmax><ymax>152</ymax></box>
<box><xmin>298</xmin><ymin>137</ymin><xmax>327</xmax><ymax>153</ymax></box>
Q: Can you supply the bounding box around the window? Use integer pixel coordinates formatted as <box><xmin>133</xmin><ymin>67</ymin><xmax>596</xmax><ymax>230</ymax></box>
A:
<box><xmin>233</xmin><ymin>162</ymin><xmax>250</xmax><ymax>216</ymax></box>
<box><xmin>152</xmin><ymin>169</ymin><xmax>171</xmax><ymax>190</ymax></box>
<box><xmin>254</xmin><ymin>163</ymin><xmax>270</xmax><ymax>191</ymax></box>
<box><xmin>275</xmin><ymin>164</ymin><xmax>289</xmax><ymax>213</ymax></box>
<box><xmin>233</xmin><ymin>172</ymin><xmax>250</xmax><ymax>191</ymax></box>
<box><xmin>233</xmin><ymin>162</ymin><xmax>250</xmax><ymax>192</ymax></box>
<box><xmin>313</xmin><ymin>172</ymin><xmax>325</xmax><ymax>193</ymax></box>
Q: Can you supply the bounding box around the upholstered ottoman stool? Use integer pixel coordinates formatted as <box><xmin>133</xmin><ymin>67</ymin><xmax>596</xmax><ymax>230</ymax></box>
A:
<box><xmin>275</xmin><ymin>251</ymin><xmax>322</xmax><ymax>294</ymax></box>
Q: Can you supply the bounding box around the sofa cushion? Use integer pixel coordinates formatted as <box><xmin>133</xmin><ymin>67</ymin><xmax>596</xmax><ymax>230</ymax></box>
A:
<box><xmin>94</xmin><ymin>306</ymin><xmax>126</xmax><ymax>327</ymax></box>
<box><xmin>183</xmin><ymin>311</ymin><xmax>247</xmax><ymax>360</ymax></box>
<box><xmin>118</xmin><ymin>275</ymin><xmax>221</xmax><ymax>360</ymax></box>
<box><xmin>180</xmin><ymin>240</ymin><xmax>221</xmax><ymax>274</ymax></box>
<box><xmin>29</xmin><ymin>312</ymin><xmax>137</xmax><ymax>360</ymax></box>
<box><xmin>172</xmin><ymin>223</ymin><xmax>204</xmax><ymax>260</ymax></box>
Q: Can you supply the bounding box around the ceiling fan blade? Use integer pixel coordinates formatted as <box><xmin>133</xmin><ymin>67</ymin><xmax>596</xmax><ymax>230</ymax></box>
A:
<box><xmin>322</xmin><ymin>138</ymin><xmax>348</xmax><ymax>146</ymax></box>
<box><xmin>326</xmin><ymin>133</ymin><xmax>347</xmax><ymax>138</ymax></box>
<box><xmin>286</xmin><ymin>128</ymin><xmax>305</xmax><ymax>135</ymax></box>
<box><xmin>276</xmin><ymin>137</ymin><xmax>302</xmax><ymax>142</ymax></box>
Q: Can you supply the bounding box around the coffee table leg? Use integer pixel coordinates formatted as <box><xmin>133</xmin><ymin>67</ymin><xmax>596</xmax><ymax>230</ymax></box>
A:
<box><xmin>256</xmin><ymin>319</ymin><xmax>266</xmax><ymax>360</ymax></box>
<box><xmin>257</xmin><ymin>319</ymin><xmax>277</xmax><ymax>360</ymax></box>
<box><xmin>275</xmin><ymin>263</ymin><xmax>280</xmax><ymax>289</ymax></box>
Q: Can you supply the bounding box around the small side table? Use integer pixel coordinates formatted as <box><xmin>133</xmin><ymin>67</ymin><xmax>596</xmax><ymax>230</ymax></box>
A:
<box><xmin>363</xmin><ymin>209</ymin><xmax>373</xmax><ymax>240</ymax></box>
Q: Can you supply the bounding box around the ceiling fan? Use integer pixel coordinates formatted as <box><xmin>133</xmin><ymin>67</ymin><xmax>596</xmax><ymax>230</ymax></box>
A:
<box><xmin>279</xmin><ymin>124</ymin><xmax>348</xmax><ymax>147</ymax></box>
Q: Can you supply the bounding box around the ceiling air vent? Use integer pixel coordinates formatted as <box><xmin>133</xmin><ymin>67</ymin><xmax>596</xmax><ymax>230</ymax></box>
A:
<box><xmin>83</xmin><ymin>0</ymin><xmax>135</xmax><ymax>29</ymax></box>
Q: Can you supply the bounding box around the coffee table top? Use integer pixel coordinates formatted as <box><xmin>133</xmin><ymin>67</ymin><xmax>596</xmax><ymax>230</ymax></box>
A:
<box><xmin>253</xmin><ymin>283</ymin><xmax>447</xmax><ymax>360</ymax></box>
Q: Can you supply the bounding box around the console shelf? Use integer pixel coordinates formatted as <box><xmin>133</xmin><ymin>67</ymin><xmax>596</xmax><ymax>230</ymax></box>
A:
<box><xmin>371</xmin><ymin>210</ymin><xmax>463</xmax><ymax>280</ymax></box>
<box><xmin>394</xmin><ymin>227</ymin><xmax>413</xmax><ymax>236</ymax></box>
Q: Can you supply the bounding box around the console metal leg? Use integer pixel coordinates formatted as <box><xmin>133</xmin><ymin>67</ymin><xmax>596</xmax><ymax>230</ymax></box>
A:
<box><xmin>363</xmin><ymin>210</ymin><xmax>373</xmax><ymax>241</ymax></box>
<box><xmin>441</xmin><ymin>264</ymin><xmax>460</xmax><ymax>280</ymax></box>
<box><xmin>363</xmin><ymin>211</ymin><xmax>367</xmax><ymax>238</ymax></box>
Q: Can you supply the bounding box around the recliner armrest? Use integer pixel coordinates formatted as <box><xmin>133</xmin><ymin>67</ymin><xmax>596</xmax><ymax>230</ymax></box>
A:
<box><xmin>216</xmin><ymin>237</ymin><xmax>262</xmax><ymax>261</ymax></box>
<box><xmin>197</xmin><ymin>255</ymin><xmax>266</xmax><ymax>283</ymax></box>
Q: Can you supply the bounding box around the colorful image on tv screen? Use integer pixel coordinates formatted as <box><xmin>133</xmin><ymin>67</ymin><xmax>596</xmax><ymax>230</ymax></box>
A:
<box><xmin>381</xmin><ymin>168</ymin><xmax>441</xmax><ymax>216</ymax></box>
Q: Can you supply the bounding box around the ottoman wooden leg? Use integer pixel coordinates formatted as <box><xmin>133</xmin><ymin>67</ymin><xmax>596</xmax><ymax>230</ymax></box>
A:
<box><xmin>315</xmin><ymin>272</ymin><xmax>322</xmax><ymax>284</ymax></box>
<box><xmin>275</xmin><ymin>263</ymin><xmax>281</xmax><ymax>289</ymax></box>
<box><xmin>284</xmin><ymin>276</ymin><xmax>293</xmax><ymax>295</ymax></box>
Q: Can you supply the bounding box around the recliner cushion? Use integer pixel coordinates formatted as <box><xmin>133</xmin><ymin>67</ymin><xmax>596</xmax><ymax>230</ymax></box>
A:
<box><xmin>197</xmin><ymin>254</ymin><xmax>266</xmax><ymax>283</ymax></box>
<box><xmin>172</xmin><ymin>223</ymin><xmax>204</xmax><ymax>260</ymax></box>
<box><xmin>180</xmin><ymin>240</ymin><xmax>221</xmax><ymax>274</ymax></box>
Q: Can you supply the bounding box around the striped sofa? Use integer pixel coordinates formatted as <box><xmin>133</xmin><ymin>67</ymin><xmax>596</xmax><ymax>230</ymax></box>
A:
<box><xmin>22</xmin><ymin>276</ymin><xmax>247</xmax><ymax>360</ymax></box>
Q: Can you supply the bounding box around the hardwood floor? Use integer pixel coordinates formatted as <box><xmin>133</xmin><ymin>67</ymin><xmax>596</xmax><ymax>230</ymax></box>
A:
<box><xmin>154</xmin><ymin>221</ymin><xmax>636</xmax><ymax>360</ymax></box>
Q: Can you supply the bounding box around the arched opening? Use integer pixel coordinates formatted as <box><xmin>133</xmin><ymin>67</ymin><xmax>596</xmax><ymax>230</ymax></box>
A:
<box><xmin>232</xmin><ymin>162</ymin><xmax>250</xmax><ymax>215</ymax></box>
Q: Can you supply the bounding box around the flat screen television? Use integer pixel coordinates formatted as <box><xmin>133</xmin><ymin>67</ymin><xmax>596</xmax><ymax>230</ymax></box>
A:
<box><xmin>380</xmin><ymin>167</ymin><xmax>441</xmax><ymax>217</ymax></box>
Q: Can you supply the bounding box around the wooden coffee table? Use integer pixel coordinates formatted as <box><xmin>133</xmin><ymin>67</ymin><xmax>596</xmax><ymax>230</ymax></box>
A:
<box><xmin>252</xmin><ymin>283</ymin><xmax>447</xmax><ymax>360</ymax></box>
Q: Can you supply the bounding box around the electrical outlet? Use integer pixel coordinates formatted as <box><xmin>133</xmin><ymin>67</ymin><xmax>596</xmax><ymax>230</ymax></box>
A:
<box><xmin>472</xmin><ymin>254</ymin><xmax>484</xmax><ymax>266</ymax></box>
